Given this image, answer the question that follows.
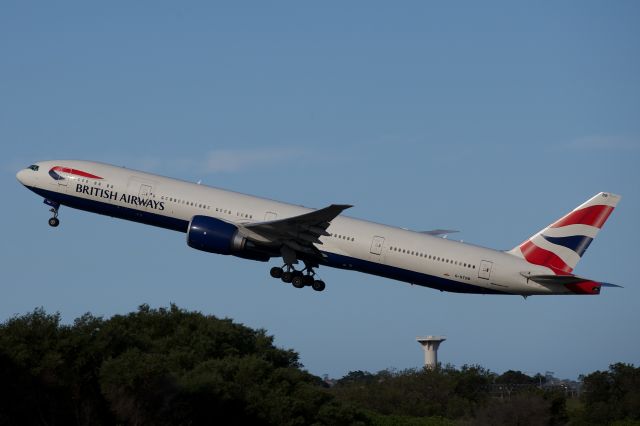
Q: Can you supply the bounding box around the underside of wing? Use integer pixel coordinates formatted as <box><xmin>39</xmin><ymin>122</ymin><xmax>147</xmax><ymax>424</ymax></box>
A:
<box><xmin>241</xmin><ymin>204</ymin><xmax>352</xmax><ymax>260</ymax></box>
<box><xmin>420</xmin><ymin>229</ymin><xmax>459</xmax><ymax>237</ymax></box>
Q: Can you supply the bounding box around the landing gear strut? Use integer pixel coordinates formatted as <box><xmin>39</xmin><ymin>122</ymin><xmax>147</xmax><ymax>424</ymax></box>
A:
<box><xmin>268</xmin><ymin>263</ymin><xmax>326</xmax><ymax>291</ymax></box>
<box><xmin>45</xmin><ymin>200</ymin><xmax>60</xmax><ymax>227</ymax></box>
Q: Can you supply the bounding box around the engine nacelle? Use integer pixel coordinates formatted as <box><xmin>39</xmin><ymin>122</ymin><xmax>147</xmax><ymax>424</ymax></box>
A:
<box><xmin>187</xmin><ymin>215</ymin><xmax>270</xmax><ymax>261</ymax></box>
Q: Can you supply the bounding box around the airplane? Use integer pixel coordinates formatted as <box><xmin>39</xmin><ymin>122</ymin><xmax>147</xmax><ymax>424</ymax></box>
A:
<box><xmin>16</xmin><ymin>160</ymin><xmax>621</xmax><ymax>296</ymax></box>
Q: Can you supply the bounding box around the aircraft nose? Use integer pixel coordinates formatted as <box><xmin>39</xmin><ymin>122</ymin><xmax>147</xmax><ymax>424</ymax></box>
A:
<box><xmin>16</xmin><ymin>169</ymin><xmax>27</xmax><ymax>185</ymax></box>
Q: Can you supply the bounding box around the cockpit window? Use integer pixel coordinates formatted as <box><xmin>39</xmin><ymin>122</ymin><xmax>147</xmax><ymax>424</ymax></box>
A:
<box><xmin>28</xmin><ymin>165</ymin><xmax>39</xmax><ymax>171</ymax></box>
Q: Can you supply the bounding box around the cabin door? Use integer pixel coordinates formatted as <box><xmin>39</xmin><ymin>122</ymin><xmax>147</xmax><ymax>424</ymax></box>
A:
<box><xmin>370</xmin><ymin>236</ymin><xmax>385</xmax><ymax>255</ymax></box>
<box><xmin>478</xmin><ymin>260</ymin><xmax>493</xmax><ymax>280</ymax></box>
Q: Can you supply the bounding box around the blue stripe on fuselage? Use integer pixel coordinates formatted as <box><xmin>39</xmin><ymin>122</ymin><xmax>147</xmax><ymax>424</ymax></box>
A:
<box><xmin>26</xmin><ymin>186</ymin><xmax>188</xmax><ymax>232</ymax></box>
<box><xmin>320</xmin><ymin>252</ymin><xmax>506</xmax><ymax>294</ymax></box>
<box><xmin>27</xmin><ymin>186</ymin><xmax>506</xmax><ymax>295</ymax></box>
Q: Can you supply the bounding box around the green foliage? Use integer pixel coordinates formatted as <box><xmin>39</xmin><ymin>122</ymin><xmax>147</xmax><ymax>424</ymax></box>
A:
<box><xmin>366</xmin><ymin>412</ymin><xmax>455</xmax><ymax>426</ymax></box>
<box><xmin>331</xmin><ymin>365</ymin><xmax>575</xmax><ymax>425</ymax></box>
<box><xmin>495</xmin><ymin>370</ymin><xmax>538</xmax><ymax>386</ymax></box>
<box><xmin>0</xmin><ymin>304</ymin><xmax>366</xmax><ymax>426</ymax></box>
<box><xmin>473</xmin><ymin>391</ymin><xmax>552</xmax><ymax>426</ymax></box>
<box><xmin>576</xmin><ymin>363</ymin><xmax>640</xmax><ymax>425</ymax></box>
<box><xmin>331</xmin><ymin>364</ymin><xmax>493</xmax><ymax>420</ymax></box>
<box><xmin>1</xmin><ymin>305</ymin><xmax>637</xmax><ymax>426</ymax></box>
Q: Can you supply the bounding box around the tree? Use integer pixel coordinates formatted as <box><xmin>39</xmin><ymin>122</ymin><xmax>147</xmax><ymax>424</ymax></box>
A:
<box><xmin>580</xmin><ymin>363</ymin><xmax>640</xmax><ymax>424</ymax></box>
<box><xmin>473</xmin><ymin>392</ymin><xmax>551</xmax><ymax>426</ymax></box>
<box><xmin>0</xmin><ymin>305</ymin><xmax>368</xmax><ymax>426</ymax></box>
<box><xmin>331</xmin><ymin>364</ymin><xmax>495</xmax><ymax>420</ymax></box>
<box><xmin>496</xmin><ymin>370</ymin><xmax>537</xmax><ymax>386</ymax></box>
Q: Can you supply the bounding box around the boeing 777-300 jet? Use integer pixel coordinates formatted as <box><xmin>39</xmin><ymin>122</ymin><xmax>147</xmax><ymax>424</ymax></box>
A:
<box><xmin>17</xmin><ymin>160</ymin><xmax>621</xmax><ymax>295</ymax></box>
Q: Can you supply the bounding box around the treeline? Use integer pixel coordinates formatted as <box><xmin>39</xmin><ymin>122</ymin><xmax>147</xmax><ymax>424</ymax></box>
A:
<box><xmin>0</xmin><ymin>306</ymin><xmax>638</xmax><ymax>426</ymax></box>
<box><xmin>330</xmin><ymin>367</ymin><xmax>566</xmax><ymax>425</ymax></box>
<box><xmin>0</xmin><ymin>305</ymin><xmax>366</xmax><ymax>426</ymax></box>
<box><xmin>331</xmin><ymin>365</ymin><xmax>640</xmax><ymax>425</ymax></box>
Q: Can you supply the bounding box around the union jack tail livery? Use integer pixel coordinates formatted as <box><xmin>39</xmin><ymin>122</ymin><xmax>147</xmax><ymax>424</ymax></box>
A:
<box><xmin>509</xmin><ymin>192</ymin><xmax>621</xmax><ymax>275</ymax></box>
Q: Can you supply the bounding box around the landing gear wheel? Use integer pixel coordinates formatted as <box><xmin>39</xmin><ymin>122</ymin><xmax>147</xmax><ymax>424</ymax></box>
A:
<box><xmin>47</xmin><ymin>204</ymin><xmax>60</xmax><ymax>227</ymax></box>
<box><xmin>270</xmin><ymin>267</ymin><xmax>284</xmax><ymax>279</ymax></box>
<box><xmin>292</xmin><ymin>275</ymin><xmax>305</xmax><ymax>288</ymax></box>
<box><xmin>312</xmin><ymin>280</ymin><xmax>326</xmax><ymax>292</ymax></box>
<box><xmin>281</xmin><ymin>271</ymin><xmax>293</xmax><ymax>283</ymax></box>
<box><xmin>302</xmin><ymin>275</ymin><xmax>314</xmax><ymax>286</ymax></box>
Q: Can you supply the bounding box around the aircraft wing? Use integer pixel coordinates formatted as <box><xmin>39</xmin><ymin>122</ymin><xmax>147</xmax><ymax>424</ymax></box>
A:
<box><xmin>241</xmin><ymin>204</ymin><xmax>352</xmax><ymax>257</ymax></box>
<box><xmin>420</xmin><ymin>229</ymin><xmax>459</xmax><ymax>237</ymax></box>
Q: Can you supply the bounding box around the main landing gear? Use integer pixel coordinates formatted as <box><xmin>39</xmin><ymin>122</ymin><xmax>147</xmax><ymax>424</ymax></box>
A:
<box><xmin>269</xmin><ymin>264</ymin><xmax>326</xmax><ymax>292</ymax></box>
<box><xmin>45</xmin><ymin>199</ymin><xmax>60</xmax><ymax>227</ymax></box>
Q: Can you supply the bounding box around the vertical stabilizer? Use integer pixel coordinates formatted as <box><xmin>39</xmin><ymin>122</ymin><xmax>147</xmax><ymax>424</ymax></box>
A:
<box><xmin>509</xmin><ymin>192</ymin><xmax>621</xmax><ymax>274</ymax></box>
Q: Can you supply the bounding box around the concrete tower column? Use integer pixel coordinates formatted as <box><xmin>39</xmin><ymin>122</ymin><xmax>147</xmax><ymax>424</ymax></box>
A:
<box><xmin>416</xmin><ymin>336</ymin><xmax>446</xmax><ymax>369</ymax></box>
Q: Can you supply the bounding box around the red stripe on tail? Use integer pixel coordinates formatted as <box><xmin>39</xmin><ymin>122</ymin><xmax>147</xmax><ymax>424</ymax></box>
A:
<box><xmin>520</xmin><ymin>240</ymin><xmax>573</xmax><ymax>274</ymax></box>
<box><xmin>551</xmin><ymin>205</ymin><xmax>613</xmax><ymax>229</ymax></box>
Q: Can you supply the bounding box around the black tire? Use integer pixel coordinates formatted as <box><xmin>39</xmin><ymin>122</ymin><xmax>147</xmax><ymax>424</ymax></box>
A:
<box><xmin>281</xmin><ymin>272</ymin><xmax>293</xmax><ymax>283</ymax></box>
<box><xmin>48</xmin><ymin>217</ymin><xmax>60</xmax><ymax>227</ymax></box>
<box><xmin>270</xmin><ymin>267</ymin><xmax>283</xmax><ymax>279</ymax></box>
<box><xmin>292</xmin><ymin>275</ymin><xmax>305</xmax><ymax>288</ymax></box>
<box><xmin>302</xmin><ymin>275</ymin><xmax>314</xmax><ymax>286</ymax></box>
<box><xmin>312</xmin><ymin>280</ymin><xmax>326</xmax><ymax>292</ymax></box>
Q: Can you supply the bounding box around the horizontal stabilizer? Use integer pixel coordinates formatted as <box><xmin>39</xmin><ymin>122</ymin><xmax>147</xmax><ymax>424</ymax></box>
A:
<box><xmin>600</xmin><ymin>282</ymin><xmax>623</xmax><ymax>288</ymax></box>
<box><xmin>520</xmin><ymin>273</ymin><xmax>621</xmax><ymax>295</ymax></box>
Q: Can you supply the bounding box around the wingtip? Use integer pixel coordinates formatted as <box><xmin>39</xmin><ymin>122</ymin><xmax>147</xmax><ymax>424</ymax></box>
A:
<box><xmin>332</xmin><ymin>204</ymin><xmax>353</xmax><ymax>210</ymax></box>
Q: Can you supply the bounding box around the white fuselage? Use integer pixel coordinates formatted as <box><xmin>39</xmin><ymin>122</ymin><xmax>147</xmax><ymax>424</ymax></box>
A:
<box><xmin>17</xmin><ymin>160</ymin><xmax>559</xmax><ymax>295</ymax></box>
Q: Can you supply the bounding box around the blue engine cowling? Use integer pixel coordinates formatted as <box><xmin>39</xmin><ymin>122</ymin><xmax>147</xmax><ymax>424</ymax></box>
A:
<box><xmin>187</xmin><ymin>215</ymin><xmax>270</xmax><ymax>261</ymax></box>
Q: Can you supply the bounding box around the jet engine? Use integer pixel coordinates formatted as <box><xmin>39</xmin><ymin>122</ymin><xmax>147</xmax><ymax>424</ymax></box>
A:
<box><xmin>187</xmin><ymin>215</ymin><xmax>270</xmax><ymax>261</ymax></box>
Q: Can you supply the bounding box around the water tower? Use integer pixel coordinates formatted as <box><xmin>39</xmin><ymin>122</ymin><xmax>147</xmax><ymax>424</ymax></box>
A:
<box><xmin>416</xmin><ymin>336</ymin><xmax>446</xmax><ymax>369</ymax></box>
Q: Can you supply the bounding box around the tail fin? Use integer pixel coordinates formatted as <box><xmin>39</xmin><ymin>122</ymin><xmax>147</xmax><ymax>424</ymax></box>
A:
<box><xmin>509</xmin><ymin>192</ymin><xmax>621</xmax><ymax>274</ymax></box>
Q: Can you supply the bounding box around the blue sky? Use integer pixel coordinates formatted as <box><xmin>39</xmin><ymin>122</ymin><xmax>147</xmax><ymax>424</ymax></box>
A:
<box><xmin>2</xmin><ymin>1</ymin><xmax>639</xmax><ymax>380</ymax></box>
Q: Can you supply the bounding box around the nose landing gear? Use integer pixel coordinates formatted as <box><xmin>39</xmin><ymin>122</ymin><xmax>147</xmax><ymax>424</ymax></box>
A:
<box><xmin>44</xmin><ymin>199</ymin><xmax>60</xmax><ymax>227</ymax></box>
